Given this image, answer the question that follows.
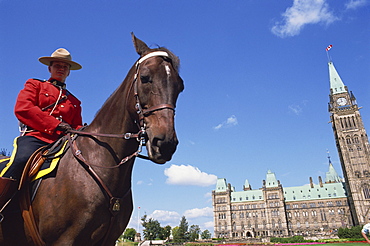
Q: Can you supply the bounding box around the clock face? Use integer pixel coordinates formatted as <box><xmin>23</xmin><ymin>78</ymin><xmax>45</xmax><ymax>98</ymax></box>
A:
<box><xmin>337</xmin><ymin>97</ymin><xmax>347</xmax><ymax>106</ymax></box>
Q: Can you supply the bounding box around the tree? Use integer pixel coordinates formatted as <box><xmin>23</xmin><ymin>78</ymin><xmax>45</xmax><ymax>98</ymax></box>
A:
<box><xmin>175</xmin><ymin>216</ymin><xmax>189</xmax><ymax>242</ymax></box>
<box><xmin>0</xmin><ymin>149</ymin><xmax>9</xmax><ymax>156</ymax></box>
<box><xmin>201</xmin><ymin>229</ymin><xmax>211</xmax><ymax>239</ymax></box>
<box><xmin>123</xmin><ymin>228</ymin><xmax>137</xmax><ymax>241</ymax></box>
<box><xmin>189</xmin><ymin>225</ymin><xmax>201</xmax><ymax>242</ymax></box>
<box><xmin>141</xmin><ymin>214</ymin><xmax>163</xmax><ymax>240</ymax></box>
<box><xmin>172</xmin><ymin>226</ymin><xmax>181</xmax><ymax>242</ymax></box>
<box><xmin>162</xmin><ymin>225</ymin><xmax>171</xmax><ymax>240</ymax></box>
<box><xmin>179</xmin><ymin>216</ymin><xmax>189</xmax><ymax>240</ymax></box>
<box><xmin>337</xmin><ymin>225</ymin><xmax>362</xmax><ymax>239</ymax></box>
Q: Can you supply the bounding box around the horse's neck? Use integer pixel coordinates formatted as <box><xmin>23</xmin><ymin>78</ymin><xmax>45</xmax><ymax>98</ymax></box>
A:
<box><xmin>73</xmin><ymin>68</ymin><xmax>139</xmax><ymax>195</ymax></box>
<box><xmin>89</xmin><ymin>66</ymin><xmax>137</xmax><ymax>135</ymax></box>
<box><xmin>80</xmin><ymin>68</ymin><xmax>139</xmax><ymax>163</ymax></box>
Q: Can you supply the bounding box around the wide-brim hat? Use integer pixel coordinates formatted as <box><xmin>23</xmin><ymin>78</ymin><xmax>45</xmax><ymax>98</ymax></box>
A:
<box><xmin>39</xmin><ymin>48</ymin><xmax>82</xmax><ymax>70</ymax></box>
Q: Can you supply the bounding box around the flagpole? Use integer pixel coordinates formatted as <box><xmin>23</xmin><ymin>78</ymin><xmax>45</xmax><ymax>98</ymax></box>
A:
<box><xmin>137</xmin><ymin>206</ymin><xmax>140</xmax><ymax>234</ymax></box>
<box><xmin>326</xmin><ymin>44</ymin><xmax>333</xmax><ymax>62</ymax></box>
<box><xmin>326</xmin><ymin>50</ymin><xmax>331</xmax><ymax>62</ymax></box>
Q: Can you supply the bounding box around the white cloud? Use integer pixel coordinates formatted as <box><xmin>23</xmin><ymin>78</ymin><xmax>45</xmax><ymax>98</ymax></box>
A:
<box><xmin>184</xmin><ymin>207</ymin><xmax>213</xmax><ymax>219</ymax></box>
<box><xmin>136</xmin><ymin>179</ymin><xmax>154</xmax><ymax>186</ymax></box>
<box><xmin>149</xmin><ymin>210</ymin><xmax>181</xmax><ymax>224</ymax></box>
<box><xmin>204</xmin><ymin>192</ymin><xmax>212</xmax><ymax>198</ymax></box>
<box><xmin>164</xmin><ymin>164</ymin><xmax>217</xmax><ymax>186</ymax></box>
<box><xmin>289</xmin><ymin>100</ymin><xmax>308</xmax><ymax>115</ymax></box>
<box><xmin>203</xmin><ymin>221</ymin><xmax>215</xmax><ymax>230</ymax></box>
<box><xmin>345</xmin><ymin>0</ymin><xmax>368</xmax><ymax>10</ymax></box>
<box><xmin>213</xmin><ymin>115</ymin><xmax>238</xmax><ymax>130</ymax></box>
<box><xmin>271</xmin><ymin>0</ymin><xmax>338</xmax><ymax>38</ymax></box>
<box><xmin>288</xmin><ymin>104</ymin><xmax>303</xmax><ymax>115</ymax></box>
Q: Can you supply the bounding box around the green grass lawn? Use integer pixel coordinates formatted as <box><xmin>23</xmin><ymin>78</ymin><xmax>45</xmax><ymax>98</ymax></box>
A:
<box><xmin>271</xmin><ymin>243</ymin><xmax>368</xmax><ymax>246</ymax></box>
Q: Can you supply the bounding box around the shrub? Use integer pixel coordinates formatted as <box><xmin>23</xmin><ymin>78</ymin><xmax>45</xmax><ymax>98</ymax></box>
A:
<box><xmin>337</xmin><ymin>225</ymin><xmax>362</xmax><ymax>239</ymax></box>
<box><xmin>270</xmin><ymin>235</ymin><xmax>308</xmax><ymax>243</ymax></box>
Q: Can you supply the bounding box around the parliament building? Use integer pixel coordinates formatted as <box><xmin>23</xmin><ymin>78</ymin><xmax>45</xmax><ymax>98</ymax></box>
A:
<box><xmin>212</xmin><ymin>60</ymin><xmax>370</xmax><ymax>239</ymax></box>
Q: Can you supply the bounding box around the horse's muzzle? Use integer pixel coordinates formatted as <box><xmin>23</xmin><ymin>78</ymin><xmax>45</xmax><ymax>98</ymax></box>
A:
<box><xmin>146</xmin><ymin>132</ymin><xmax>178</xmax><ymax>164</ymax></box>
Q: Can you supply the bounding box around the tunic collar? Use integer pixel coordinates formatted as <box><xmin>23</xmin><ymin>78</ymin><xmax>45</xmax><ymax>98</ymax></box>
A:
<box><xmin>48</xmin><ymin>78</ymin><xmax>66</xmax><ymax>89</ymax></box>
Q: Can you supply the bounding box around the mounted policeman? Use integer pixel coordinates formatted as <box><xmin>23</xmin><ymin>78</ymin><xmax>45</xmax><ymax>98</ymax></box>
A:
<box><xmin>0</xmin><ymin>48</ymin><xmax>83</xmax><ymax>214</ymax></box>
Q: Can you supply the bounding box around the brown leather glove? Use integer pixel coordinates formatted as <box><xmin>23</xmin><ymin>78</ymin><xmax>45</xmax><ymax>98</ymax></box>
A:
<box><xmin>56</xmin><ymin>122</ymin><xmax>72</xmax><ymax>133</ymax></box>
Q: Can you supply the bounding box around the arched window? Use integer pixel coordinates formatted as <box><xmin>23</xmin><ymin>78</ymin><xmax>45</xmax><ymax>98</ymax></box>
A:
<box><xmin>353</xmin><ymin>135</ymin><xmax>359</xmax><ymax>143</ymax></box>
<box><xmin>346</xmin><ymin>136</ymin><xmax>351</xmax><ymax>144</ymax></box>
<box><xmin>363</xmin><ymin>187</ymin><xmax>370</xmax><ymax>199</ymax></box>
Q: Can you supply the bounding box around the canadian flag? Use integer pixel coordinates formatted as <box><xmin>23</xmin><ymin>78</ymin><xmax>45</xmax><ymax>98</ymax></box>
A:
<box><xmin>326</xmin><ymin>44</ymin><xmax>333</xmax><ymax>51</ymax></box>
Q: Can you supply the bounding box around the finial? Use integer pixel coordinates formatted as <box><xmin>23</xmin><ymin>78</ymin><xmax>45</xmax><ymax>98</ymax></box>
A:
<box><xmin>327</xmin><ymin>149</ymin><xmax>332</xmax><ymax>164</ymax></box>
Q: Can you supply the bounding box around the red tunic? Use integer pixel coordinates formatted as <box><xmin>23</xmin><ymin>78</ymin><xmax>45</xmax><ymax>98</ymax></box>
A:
<box><xmin>14</xmin><ymin>78</ymin><xmax>83</xmax><ymax>143</ymax></box>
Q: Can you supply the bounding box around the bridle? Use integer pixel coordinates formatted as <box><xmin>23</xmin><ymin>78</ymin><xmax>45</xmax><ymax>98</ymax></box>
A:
<box><xmin>69</xmin><ymin>50</ymin><xmax>177</xmax><ymax>166</ymax></box>
<box><xmin>133</xmin><ymin>51</ymin><xmax>176</xmax><ymax>142</ymax></box>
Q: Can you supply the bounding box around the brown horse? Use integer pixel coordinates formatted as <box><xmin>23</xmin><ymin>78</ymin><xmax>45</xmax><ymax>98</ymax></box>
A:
<box><xmin>0</xmin><ymin>34</ymin><xmax>184</xmax><ymax>245</ymax></box>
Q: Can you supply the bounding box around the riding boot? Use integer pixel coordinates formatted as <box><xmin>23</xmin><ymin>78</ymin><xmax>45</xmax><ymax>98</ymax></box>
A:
<box><xmin>0</xmin><ymin>177</ymin><xmax>18</xmax><ymax>211</ymax></box>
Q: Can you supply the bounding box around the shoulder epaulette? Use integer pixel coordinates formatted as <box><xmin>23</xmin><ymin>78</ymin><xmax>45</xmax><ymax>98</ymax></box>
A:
<box><xmin>32</xmin><ymin>78</ymin><xmax>47</xmax><ymax>82</ymax></box>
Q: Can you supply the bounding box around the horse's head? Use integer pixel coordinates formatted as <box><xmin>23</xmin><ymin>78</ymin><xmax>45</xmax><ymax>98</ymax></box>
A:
<box><xmin>132</xmin><ymin>34</ymin><xmax>184</xmax><ymax>164</ymax></box>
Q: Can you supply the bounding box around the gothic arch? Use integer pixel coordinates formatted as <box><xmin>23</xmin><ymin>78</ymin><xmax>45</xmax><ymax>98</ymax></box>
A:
<box><xmin>362</xmin><ymin>184</ymin><xmax>370</xmax><ymax>199</ymax></box>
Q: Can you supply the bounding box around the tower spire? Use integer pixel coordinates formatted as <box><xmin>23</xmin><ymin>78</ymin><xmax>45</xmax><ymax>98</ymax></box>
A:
<box><xmin>325</xmin><ymin>150</ymin><xmax>342</xmax><ymax>183</ymax></box>
<box><xmin>328</xmin><ymin>61</ymin><xmax>346</xmax><ymax>95</ymax></box>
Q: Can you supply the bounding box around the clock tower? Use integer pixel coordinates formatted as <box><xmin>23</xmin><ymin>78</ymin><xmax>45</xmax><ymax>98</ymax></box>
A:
<box><xmin>328</xmin><ymin>61</ymin><xmax>370</xmax><ymax>225</ymax></box>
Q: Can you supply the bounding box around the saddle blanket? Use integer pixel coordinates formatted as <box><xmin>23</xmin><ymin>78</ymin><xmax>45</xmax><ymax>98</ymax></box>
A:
<box><xmin>0</xmin><ymin>137</ymin><xmax>69</xmax><ymax>181</ymax></box>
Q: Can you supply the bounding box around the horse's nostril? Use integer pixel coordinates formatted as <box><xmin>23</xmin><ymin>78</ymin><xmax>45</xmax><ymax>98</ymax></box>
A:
<box><xmin>152</xmin><ymin>134</ymin><xmax>165</xmax><ymax>148</ymax></box>
<box><xmin>151</xmin><ymin>135</ymin><xmax>178</xmax><ymax>159</ymax></box>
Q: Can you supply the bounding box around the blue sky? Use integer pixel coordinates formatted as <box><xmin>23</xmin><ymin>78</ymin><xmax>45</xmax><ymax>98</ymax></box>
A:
<box><xmin>0</xmin><ymin>0</ymin><xmax>369</xmax><ymax>236</ymax></box>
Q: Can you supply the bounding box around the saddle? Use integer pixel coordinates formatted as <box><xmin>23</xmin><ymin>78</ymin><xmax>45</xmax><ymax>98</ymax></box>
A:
<box><xmin>19</xmin><ymin>137</ymin><xmax>69</xmax><ymax>187</ymax></box>
<box><xmin>18</xmin><ymin>137</ymin><xmax>69</xmax><ymax>246</ymax></box>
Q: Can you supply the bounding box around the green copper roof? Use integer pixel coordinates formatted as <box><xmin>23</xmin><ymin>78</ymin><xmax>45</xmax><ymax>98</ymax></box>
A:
<box><xmin>244</xmin><ymin>179</ymin><xmax>250</xmax><ymax>188</ymax></box>
<box><xmin>215</xmin><ymin>178</ymin><xmax>227</xmax><ymax>192</ymax></box>
<box><xmin>215</xmin><ymin>164</ymin><xmax>347</xmax><ymax>204</ymax></box>
<box><xmin>231</xmin><ymin>189</ymin><xmax>264</xmax><ymax>202</ymax></box>
<box><xmin>325</xmin><ymin>161</ymin><xmax>342</xmax><ymax>183</ymax></box>
<box><xmin>329</xmin><ymin>62</ymin><xmax>346</xmax><ymax>94</ymax></box>
<box><xmin>283</xmin><ymin>182</ymin><xmax>346</xmax><ymax>202</ymax></box>
<box><xmin>266</xmin><ymin>170</ymin><xmax>279</xmax><ymax>188</ymax></box>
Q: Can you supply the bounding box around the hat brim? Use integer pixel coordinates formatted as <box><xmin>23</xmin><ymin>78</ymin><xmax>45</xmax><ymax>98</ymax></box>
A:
<box><xmin>38</xmin><ymin>57</ymin><xmax>82</xmax><ymax>70</ymax></box>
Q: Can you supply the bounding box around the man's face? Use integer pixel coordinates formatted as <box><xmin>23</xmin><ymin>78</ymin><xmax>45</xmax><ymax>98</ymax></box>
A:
<box><xmin>49</xmin><ymin>61</ymin><xmax>71</xmax><ymax>82</ymax></box>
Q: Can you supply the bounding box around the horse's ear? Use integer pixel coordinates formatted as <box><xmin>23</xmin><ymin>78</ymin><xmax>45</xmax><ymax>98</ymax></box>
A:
<box><xmin>131</xmin><ymin>33</ymin><xmax>150</xmax><ymax>56</ymax></box>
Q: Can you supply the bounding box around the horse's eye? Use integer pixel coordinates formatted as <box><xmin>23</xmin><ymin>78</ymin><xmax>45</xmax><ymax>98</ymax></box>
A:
<box><xmin>140</xmin><ymin>75</ymin><xmax>151</xmax><ymax>83</ymax></box>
